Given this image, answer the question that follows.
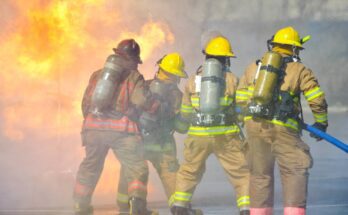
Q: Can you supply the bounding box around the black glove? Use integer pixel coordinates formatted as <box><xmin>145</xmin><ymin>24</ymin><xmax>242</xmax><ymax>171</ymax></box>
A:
<box><xmin>309</xmin><ymin>122</ymin><xmax>328</xmax><ymax>141</ymax></box>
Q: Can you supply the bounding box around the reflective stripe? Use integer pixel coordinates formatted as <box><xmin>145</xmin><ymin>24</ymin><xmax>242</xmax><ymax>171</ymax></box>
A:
<box><xmin>244</xmin><ymin>116</ymin><xmax>252</xmax><ymax>121</ymax></box>
<box><xmin>174</xmin><ymin>192</ymin><xmax>192</xmax><ymax>202</ymax></box>
<box><xmin>236</xmin><ymin>89</ymin><xmax>252</xmax><ymax>96</ymax></box>
<box><xmin>117</xmin><ymin>192</ymin><xmax>129</xmax><ymax>204</ymax></box>
<box><xmin>191</xmin><ymin>96</ymin><xmax>233</xmax><ymax>107</ymax></box>
<box><xmin>247</xmin><ymin>86</ymin><xmax>255</xmax><ymax>93</ymax></box>
<box><xmin>237</xmin><ymin>86</ymin><xmax>254</xmax><ymax>101</ymax></box>
<box><xmin>128</xmin><ymin>180</ymin><xmax>146</xmax><ymax>193</ymax></box>
<box><xmin>191</xmin><ymin>97</ymin><xmax>199</xmax><ymax>107</ymax></box>
<box><xmin>271</xmin><ymin>118</ymin><xmax>299</xmax><ymax>131</ymax></box>
<box><xmin>237</xmin><ymin>195</ymin><xmax>250</xmax><ymax>207</ymax></box>
<box><xmin>188</xmin><ymin>125</ymin><xmax>239</xmax><ymax>136</ymax></box>
<box><xmin>220</xmin><ymin>96</ymin><xmax>234</xmax><ymax>106</ymax></box>
<box><xmin>180</xmin><ymin>104</ymin><xmax>194</xmax><ymax>113</ymax></box>
<box><xmin>304</xmin><ymin>86</ymin><xmax>324</xmax><ymax>101</ymax></box>
<box><xmin>168</xmin><ymin>194</ymin><xmax>175</xmax><ymax>206</ymax></box>
<box><xmin>83</xmin><ymin>115</ymin><xmax>139</xmax><ymax>133</ymax></box>
<box><xmin>85</xmin><ymin>120</ymin><xmax>136</xmax><ymax>128</ymax></box>
<box><xmin>236</xmin><ymin>91</ymin><xmax>250</xmax><ymax>101</ymax></box>
<box><xmin>313</xmin><ymin>112</ymin><xmax>328</xmax><ymax>123</ymax></box>
<box><xmin>245</xmin><ymin>116</ymin><xmax>299</xmax><ymax>131</ymax></box>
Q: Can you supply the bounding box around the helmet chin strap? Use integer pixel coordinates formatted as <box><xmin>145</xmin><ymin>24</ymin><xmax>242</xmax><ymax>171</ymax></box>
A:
<box><xmin>292</xmin><ymin>46</ymin><xmax>300</xmax><ymax>62</ymax></box>
<box><xmin>267</xmin><ymin>35</ymin><xmax>275</xmax><ymax>51</ymax></box>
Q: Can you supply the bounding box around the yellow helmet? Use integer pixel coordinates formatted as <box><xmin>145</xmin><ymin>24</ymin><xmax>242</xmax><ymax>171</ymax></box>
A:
<box><xmin>205</xmin><ymin>36</ymin><xmax>235</xmax><ymax>57</ymax></box>
<box><xmin>272</xmin><ymin>26</ymin><xmax>311</xmax><ymax>48</ymax></box>
<box><xmin>158</xmin><ymin>52</ymin><xmax>187</xmax><ymax>78</ymax></box>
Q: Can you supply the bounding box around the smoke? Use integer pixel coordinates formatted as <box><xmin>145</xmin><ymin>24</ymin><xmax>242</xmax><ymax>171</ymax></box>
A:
<box><xmin>0</xmin><ymin>0</ymin><xmax>347</xmax><ymax>210</ymax></box>
<box><xmin>0</xmin><ymin>0</ymin><xmax>174</xmax><ymax>209</ymax></box>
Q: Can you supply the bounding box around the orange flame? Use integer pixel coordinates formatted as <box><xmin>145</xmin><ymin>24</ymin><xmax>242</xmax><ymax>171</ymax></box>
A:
<box><xmin>0</xmin><ymin>0</ymin><xmax>174</xmax><ymax>199</ymax></box>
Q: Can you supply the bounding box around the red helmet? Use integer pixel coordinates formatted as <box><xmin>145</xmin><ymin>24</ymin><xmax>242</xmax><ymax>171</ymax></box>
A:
<box><xmin>113</xmin><ymin>39</ymin><xmax>142</xmax><ymax>64</ymax></box>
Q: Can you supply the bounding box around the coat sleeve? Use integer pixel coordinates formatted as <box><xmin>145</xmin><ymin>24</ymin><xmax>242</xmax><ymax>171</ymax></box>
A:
<box><xmin>300</xmin><ymin>67</ymin><xmax>328</xmax><ymax>125</ymax></box>
<box><xmin>130</xmin><ymin>71</ymin><xmax>159</xmax><ymax>114</ymax></box>
<box><xmin>180</xmin><ymin>76</ymin><xmax>195</xmax><ymax>120</ymax></box>
<box><xmin>172</xmin><ymin>88</ymin><xmax>183</xmax><ymax>115</ymax></box>
<box><xmin>224</xmin><ymin>72</ymin><xmax>239</xmax><ymax>116</ymax></box>
<box><xmin>236</xmin><ymin>63</ymin><xmax>255</xmax><ymax>108</ymax></box>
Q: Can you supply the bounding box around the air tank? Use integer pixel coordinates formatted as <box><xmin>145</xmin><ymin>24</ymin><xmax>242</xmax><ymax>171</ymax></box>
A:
<box><xmin>149</xmin><ymin>79</ymin><xmax>169</xmax><ymax>100</ymax></box>
<box><xmin>253</xmin><ymin>51</ymin><xmax>283</xmax><ymax>105</ymax></box>
<box><xmin>200</xmin><ymin>58</ymin><xmax>224</xmax><ymax>114</ymax></box>
<box><xmin>91</xmin><ymin>55</ymin><xmax>124</xmax><ymax>113</ymax></box>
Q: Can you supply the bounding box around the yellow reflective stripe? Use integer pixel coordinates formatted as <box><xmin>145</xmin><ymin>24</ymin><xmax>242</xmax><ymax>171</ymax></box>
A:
<box><xmin>220</xmin><ymin>96</ymin><xmax>234</xmax><ymax>106</ymax></box>
<box><xmin>181</xmin><ymin>104</ymin><xmax>193</xmax><ymax>113</ymax></box>
<box><xmin>270</xmin><ymin>118</ymin><xmax>299</xmax><ymax>131</ymax></box>
<box><xmin>237</xmin><ymin>195</ymin><xmax>250</xmax><ymax>207</ymax></box>
<box><xmin>117</xmin><ymin>192</ymin><xmax>129</xmax><ymax>204</ymax></box>
<box><xmin>304</xmin><ymin>86</ymin><xmax>324</xmax><ymax>101</ymax></box>
<box><xmin>191</xmin><ymin>96</ymin><xmax>233</xmax><ymax>107</ymax></box>
<box><xmin>244</xmin><ymin>116</ymin><xmax>252</xmax><ymax>121</ymax></box>
<box><xmin>236</xmin><ymin>90</ymin><xmax>251</xmax><ymax>101</ymax></box>
<box><xmin>168</xmin><ymin>194</ymin><xmax>175</xmax><ymax>206</ymax></box>
<box><xmin>174</xmin><ymin>192</ymin><xmax>192</xmax><ymax>202</ymax></box>
<box><xmin>246</xmin><ymin>117</ymin><xmax>299</xmax><ymax>131</ymax></box>
<box><xmin>247</xmin><ymin>86</ymin><xmax>255</xmax><ymax>91</ymax></box>
<box><xmin>191</xmin><ymin>97</ymin><xmax>199</xmax><ymax>107</ymax></box>
<box><xmin>236</xmin><ymin>96</ymin><xmax>249</xmax><ymax>101</ymax></box>
<box><xmin>313</xmin><ymin>113</ymin><xmax>328</xmax><ymax>123</ymax></box>
<box><xmin>188</xmin><ymin>125</ymin><xmax>239</xmax><ymax>136</ymax></box>
<box><xmin>237</xmin><ymin>89</ymin><xmax>253</xmax><ymax>96</ymax></box>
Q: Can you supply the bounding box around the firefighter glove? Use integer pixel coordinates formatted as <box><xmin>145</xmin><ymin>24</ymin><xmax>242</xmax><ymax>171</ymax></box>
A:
<box><xmin>310</xmin><ymin>122</ymin><xmax>327</xmax><ymax>141</ymax></box>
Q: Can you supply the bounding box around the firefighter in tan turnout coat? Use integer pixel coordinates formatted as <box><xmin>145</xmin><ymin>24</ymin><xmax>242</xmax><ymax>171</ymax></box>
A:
<box><xmin>171</xmin><ymin>36</ymin><xmax>250</xmax><ymax>215</ymax></box>
<box><xmin>236</xmin><ymin>26</ymin><xmax>328</xmax><ymax>215</ymax></box>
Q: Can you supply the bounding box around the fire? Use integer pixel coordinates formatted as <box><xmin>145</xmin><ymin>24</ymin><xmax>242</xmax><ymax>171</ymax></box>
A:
<box><xmin>0</xmin><ymin>0</ymin><xmax>174</xmax><ymax>201</ymax></box>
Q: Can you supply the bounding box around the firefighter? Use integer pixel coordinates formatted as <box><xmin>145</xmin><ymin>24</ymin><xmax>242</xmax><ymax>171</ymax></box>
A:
<box><xmin>236</xmin><ymin>26</ymin><xmax>328</xmax><ymax>215</ymax></box>
<box><xmin>73</xmin><ymin>39</ymin><xmax>158</xmax><ymax>215</ymax></box>
<box><xmin>171</xmin><ymin>36</ymin><xmax>250</xmax><ymax>215</ymax></box>
<box><xmin>116</xmin><ymin>53</ymin><xmax>187</xmax><ymax>213</ymax></box>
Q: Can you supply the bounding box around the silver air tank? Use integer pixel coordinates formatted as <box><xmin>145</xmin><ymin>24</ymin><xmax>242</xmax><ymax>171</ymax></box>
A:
<box><xmin>91</xmin><ymin>55</ymin><xmax>124</xmax><ymax>113</ymax></box>
<box><xmin>200</xmin><ymin>58</ymin><xmax>224</xmax><ymax>114</ymax></box>
<box><xmin>149</xmin><ymin>79</ymin><xmax>169</xmax><ymax>100</ymax></box>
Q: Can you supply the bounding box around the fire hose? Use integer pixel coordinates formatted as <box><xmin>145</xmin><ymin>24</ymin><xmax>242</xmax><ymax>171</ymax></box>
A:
<box><xmin>302</xmin><ymin>122</ymin><xmax>348</xmax><ymax>153</ymax></box>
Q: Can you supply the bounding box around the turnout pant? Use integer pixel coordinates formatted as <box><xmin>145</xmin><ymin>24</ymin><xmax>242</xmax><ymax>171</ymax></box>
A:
<box><xmin>174</xmin><ymin>134</ymin><xmax>250</xmax><ymax>210</ymax></box>
<box><xmin>246</xmin><ymin>120</ymin><xmax>312</xmax><ymax>214</ymax></box>
<box><xmin>117</xmin><ymin>135</ymin><xmax>179</xmax><ymax>209</ymax></box>
<box><xmin>73</xmin><ymin>130</ymin><xmax>148</xmax><ymax>208</ymax></box>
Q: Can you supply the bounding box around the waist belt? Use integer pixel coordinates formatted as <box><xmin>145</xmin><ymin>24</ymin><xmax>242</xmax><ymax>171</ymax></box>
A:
<box><xmin>191</xmin><ymin>113</ymin><xmax>235</xmax><ymax>127</ymax></box>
